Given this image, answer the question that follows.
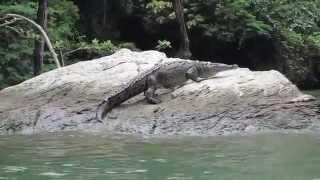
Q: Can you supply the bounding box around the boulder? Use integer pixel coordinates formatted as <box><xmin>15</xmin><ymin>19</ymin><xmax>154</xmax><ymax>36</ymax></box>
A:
<box><xmin>0</xmin><ymin>49</ymin><xmax>319</xmax><ymax>136</ymax></box>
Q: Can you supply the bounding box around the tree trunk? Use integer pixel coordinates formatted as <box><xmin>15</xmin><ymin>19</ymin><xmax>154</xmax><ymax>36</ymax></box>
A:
<box><xmin>33</xmin><ymin>0</ymin><xmax>48</xmax><ymax>76</ymax></box>
<box><xmin>172</xmin><ymin>0</ymin><xmax>192</xmax><ymax>59</ymax></box>
<box><xmin>103</xmin><ymin>0</ymin><xmax>107</xmax><ymax>27</ymax></box>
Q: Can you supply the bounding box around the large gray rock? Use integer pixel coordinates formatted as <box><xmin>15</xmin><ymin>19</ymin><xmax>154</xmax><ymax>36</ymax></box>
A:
<box><xmin>0</xmin><ymin>49</ymin><xmax>319</xmax><ymax>136</ymax></box>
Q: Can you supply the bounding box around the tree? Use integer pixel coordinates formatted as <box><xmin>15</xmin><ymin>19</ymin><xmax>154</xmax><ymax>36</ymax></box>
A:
<box><xmin>172</xmin><ymin>0</ymin><xmax>191</xmax><ymax>59</ymax></box>
<box><xmin>0</xmin><ymin>0</ymin><xmax>78</xmax><ymax>89</ymax></box>
<box><xmin>33</xmin><ymin>0</ymin><xmax>48</xmax><ymax>76</ymax></box>
<box><xmin>1</xmin><ymin>13</ymin><xmax>61</xmax><ymax>69</ymax></box>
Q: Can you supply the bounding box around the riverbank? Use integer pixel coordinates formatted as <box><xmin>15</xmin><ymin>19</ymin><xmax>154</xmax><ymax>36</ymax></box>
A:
<box><xmin>0</xmin><ymin>49</ymin><xmax>319</xmax><ymax>136</ymax></box>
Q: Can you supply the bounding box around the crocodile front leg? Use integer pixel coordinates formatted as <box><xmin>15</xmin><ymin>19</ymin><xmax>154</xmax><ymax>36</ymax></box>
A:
<box><xmin>145</xmin><ymin>87</ymin><xmax>161</xmax><ymax>104</ymax></box>
<box><xmin>186</xmin><ymin>66</ymin><xmax>207</xmax><ymax>82</ymax></box>
<box><xmin>145</xmin><ymin>75</ymin><xmax>161</xmax><ymax>104</ymax></box>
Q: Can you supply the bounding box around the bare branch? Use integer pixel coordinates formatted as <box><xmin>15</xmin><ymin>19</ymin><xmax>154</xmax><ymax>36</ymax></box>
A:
<box><xmin>5</xmin><ymin>25</ymin><xmax>23</xmax><ymax>34</ymax></box>
<box><xmin>0</xmin><ymin>15</ymin><xmax>10</xmax><ymax>21</ymax></box>
<box><xmin>63</xmin><ymin>47</ymin><xmax>93</xmax><ymax>57</ymax></box>
<box><xmin>4</xmin><ymin>13</ymin><xmax>61</xmax><ymax>68</ymax></box>
<box><xmin>0</xmin><ymin>17</ymin><xmax>22</xmax><ymax>28</ymax></box>
<box><xmin>59</xmin><ymin>49</ymin><xmax>65</xmax><ymax>67</ymax></box>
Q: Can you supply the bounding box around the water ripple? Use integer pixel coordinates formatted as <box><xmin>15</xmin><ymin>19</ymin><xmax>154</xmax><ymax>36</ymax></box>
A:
<box><xmin>3</xmin><ymin>166</ymin><xmax>27</xmax><ymax>173</ymax></box>
<box><xmin>39</xmin><ymin>172</ymin><xmax>66</xmax><ymax>177</ymax></box>
<box><xmin>1</xmin><ymin>133</ymin><xmax>320</xmax><ymax>179</ymax></box>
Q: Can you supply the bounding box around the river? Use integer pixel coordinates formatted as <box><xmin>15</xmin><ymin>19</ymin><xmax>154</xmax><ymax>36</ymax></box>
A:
<box><xmin>0</xmin><ymin>90</ymin><xmax>320</xmax><ymax>180</ymax></box>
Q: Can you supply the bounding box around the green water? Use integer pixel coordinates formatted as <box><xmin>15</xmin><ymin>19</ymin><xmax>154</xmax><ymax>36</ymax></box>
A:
<box><xmin>304</xmin><ymin>89</ymin><xmax>320</xmax><ymax>98</ymax></box>
<box><xmin>0</xmin><ymin>90</ymin><xmax>320</xmax><ymax>180</ymax></box>
<box><xmin>1</xmin><ymin>133</ymin><xmax>320</xmax><ymax>180</ymax></box>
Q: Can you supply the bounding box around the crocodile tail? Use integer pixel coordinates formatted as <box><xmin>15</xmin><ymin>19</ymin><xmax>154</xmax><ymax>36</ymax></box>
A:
<box><xmin>96</xmin><ymin>63</ymin><xmax>162</xmax><ymax>121</ymax></box>
<box><xmin>96</xmin><ymin>100</ymin><xmax>110</xmax><ymax>122</ymax></box>
<box><xmin>96</xmin><ymin>77</ymin><xmax>148</xmax><ymax>121</ymax></box>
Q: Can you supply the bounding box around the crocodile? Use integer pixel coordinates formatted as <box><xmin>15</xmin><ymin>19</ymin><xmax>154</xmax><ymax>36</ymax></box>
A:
<box><xmin>96</xmin><ymin>60</ymin><xmax>238</xmax><ymax>121</ymax></box>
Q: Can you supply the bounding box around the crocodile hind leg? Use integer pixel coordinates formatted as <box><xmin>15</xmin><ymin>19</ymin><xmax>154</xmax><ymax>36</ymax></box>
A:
<box><xmin>145</xmin><ymin>75</ymin><xmax>161</xmax><ymax>104</ymax></box>
<box><xmin>145</xmin><ymin>87</ymin><xmax>161</xmax><ymax>104</ymax></box>
<box><xmin>186</xmin><ymin>66</ymin><xmax>207</xmax><ymax>82</ymax></box>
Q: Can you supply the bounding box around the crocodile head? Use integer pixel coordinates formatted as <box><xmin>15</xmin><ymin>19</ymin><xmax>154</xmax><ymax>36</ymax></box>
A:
<box><xmin>196</xmin><ymin>62</ymin><xmax>238</xmax><ymax>78</ymax></box>
<box><xmin>206</xmin><ymin>62</ymin><xmax>239</xmax><ymax>75</ymax></box>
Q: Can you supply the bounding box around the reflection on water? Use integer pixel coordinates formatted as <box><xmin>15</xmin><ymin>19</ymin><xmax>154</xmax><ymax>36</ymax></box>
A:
<box><xmin>1</xmin><ymin>133</ymin><xmax>320</xmax><ymax>180</ymax></box>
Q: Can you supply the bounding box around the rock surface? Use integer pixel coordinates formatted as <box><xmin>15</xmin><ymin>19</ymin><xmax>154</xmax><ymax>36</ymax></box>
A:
<box><xmin>0</xmin><ymin>49</ymin><xmax>319</xmax><ymax>136</ymax></box>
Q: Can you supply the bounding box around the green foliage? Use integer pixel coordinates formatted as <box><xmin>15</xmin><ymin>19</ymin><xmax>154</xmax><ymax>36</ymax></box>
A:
<box><xmin>211</xmin><ymin>0</ymin><xmax>272</xmax><ymax>45</ymax></box>
<box><xmin>1</xmin><ymin>0</ymin><xmax>320</xmax><ymax>89</ymax></box>
<box><xmin>78</xmin><ymin>39</ymin><xmax>118</xmax><ymax>55</ymax></box>
<box><xmin>155</xmin><ymin>39</ymin><xmax>172</xmax><ymax>50</ymax></box>
<box><xmin>145</xmin><ymin>0</ymin><xmax>174</xmax><ymax>24</ymax></box>
<box><xmin>59</xmin><ymin>38</ymin><xmax>121</xmax><ymax>65</ymax></box>
<box><xmin>307</xmin><ymin>33</ymin><xmax>320</xmax><ymax>48</ymax></box>
<box><xmin>250</xmin><ymin>0</ymin><xmax>320</xmax><ymax>34</ymax></box>
<box><xmin>0</xmin><ymin>35</ymin><xmax>33</xmax><ymax>89</ymax></box>
<box><xmin>143</xmin><ymin>0</ymin><xmax>273</xmax><ymax>46</ymax></box>
<box><xmin>0</xmin><ymin>1</ymin><xmax>37</xmax><ymax>17</ymax></box>
<box><xmin>0</xmin><ymin>0</ymin><xmax>80</xmax><ymax>89</ymax></box>
<box><xmin>248</xmin><ymin>0</ymin><xmax>320</xmax><ymax>47</ymax></box>
<box><xmin>0</xmin><ymin>0</ymin><xmax>127</xmax><ymax>89</ymax></box>
<box><xmin>186</xmin><ymin>14</ymin><xmax>205</xmax><ymax>28</ymax></box>
<box><xmin>0</xmin><ymin>0</ymin><xmax>36</xmax><ymax>88</ymax></box>
<box><xmin>144</xmin><ymin>0</ymin><xmax>320</xmax><ymax>52</ymax></box>
<box><xmin>146</xmin><ymin>0</ymin><xmax>172</xmax><ymax>14</ymax></box>
<box><xmin>47</xmin><ymin>0</ymin><xmax>79</xmax><ymax>41</ymax></box>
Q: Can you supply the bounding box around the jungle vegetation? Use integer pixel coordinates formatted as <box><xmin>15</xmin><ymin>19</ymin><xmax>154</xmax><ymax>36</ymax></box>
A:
<box><xmin>0</xmin><ymin>0</ymin><xmax>319</xmax><ymax>89</ymax></box>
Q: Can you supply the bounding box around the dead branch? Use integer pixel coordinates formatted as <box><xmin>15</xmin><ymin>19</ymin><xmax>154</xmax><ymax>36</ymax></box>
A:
<box><xmin>5</xmin><ymin>26</ymin><xmax>22</xmax><ymax>34</ymax></box>
<box><xmin>2</xmin><ymin>13</ymin><xmax>61</xmax><ymax>68</ymax></box>
<box><xmin>0</xmin><ymin>17</ymin><xmax>21</xmax><ymax>28</ymax></box>
<box><xmin>63</xmin><ymin>47</ymin><xmax>93</xmax><ymax>57</ymax></box>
